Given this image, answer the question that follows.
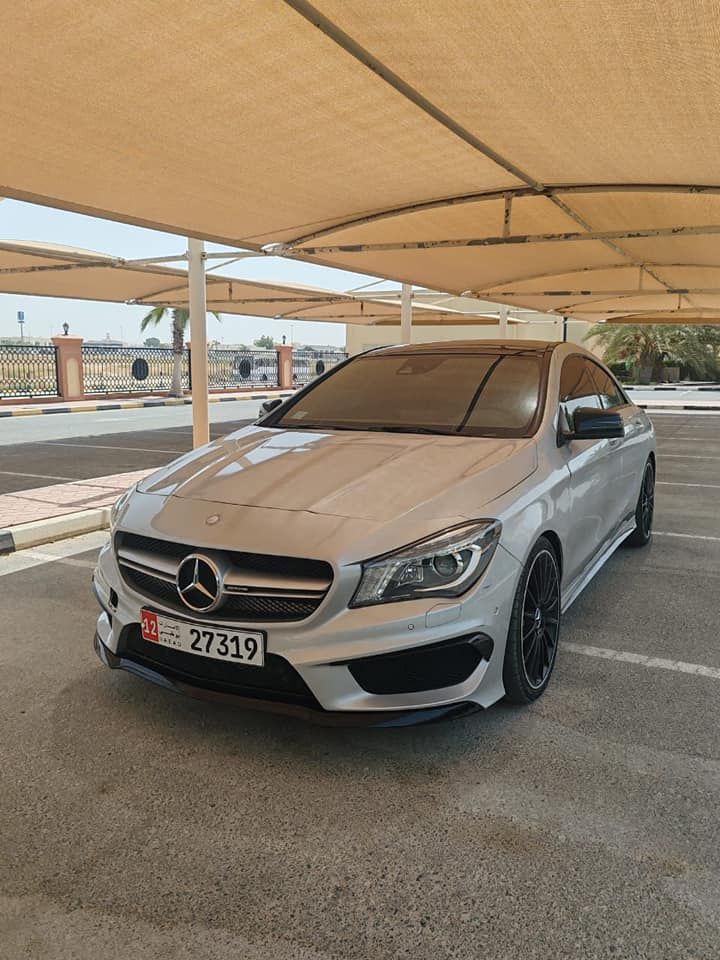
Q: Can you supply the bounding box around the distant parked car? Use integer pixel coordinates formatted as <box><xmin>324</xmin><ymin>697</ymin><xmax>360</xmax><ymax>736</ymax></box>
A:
<box><xmin>94</xmin><ymin>340</ymin><xmax>655</xmax><ymax>724</ymax></box>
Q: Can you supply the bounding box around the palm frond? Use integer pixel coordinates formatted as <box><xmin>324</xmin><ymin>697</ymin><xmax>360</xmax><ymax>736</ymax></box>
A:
<box><xmin>140</xmin><ymin>305</ymin><xmax>168</xmax><ymax>332</ymax></box>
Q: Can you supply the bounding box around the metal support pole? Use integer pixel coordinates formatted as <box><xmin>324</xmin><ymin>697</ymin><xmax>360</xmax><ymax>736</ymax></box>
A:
<box><xmin>562</xmin><ymin>316</ymin><xmax>569</xmax><ymax>342</ymax></box>
<box><xmin>188</xmin><ymin>237</ymin><xmax>210</xmax><ymax>448</ymax></box>
<box><xmin>400</xmin><ymin>283</ymin><xmax>412</xmax><ymax>342</ymax></box>
<box><xmin>499</xmin><ymin>304</ymin><xmax>508</xmax><ymax>339</ymax></box>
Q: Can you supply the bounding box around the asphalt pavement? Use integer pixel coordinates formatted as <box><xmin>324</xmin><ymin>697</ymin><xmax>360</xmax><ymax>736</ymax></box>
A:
<box><xmin>0</xmin><ymin>412</ymin><xmax>719</xmax><ymax>959</ymax></box>
<box><xmin>0</xmin><ymin>399</ymin><xmax>261</xmax><ymax>495</ymax></box>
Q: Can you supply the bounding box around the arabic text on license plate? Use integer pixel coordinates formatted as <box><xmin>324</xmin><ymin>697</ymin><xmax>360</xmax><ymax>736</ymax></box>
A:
<box><xmin>140</xmin><ymin>610</ymin><xmax>264</xmax><ymax>666</ymax></box>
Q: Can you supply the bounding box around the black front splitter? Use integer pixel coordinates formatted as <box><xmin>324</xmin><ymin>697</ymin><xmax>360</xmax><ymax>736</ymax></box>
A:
<box><xmin>94</xmin><ymin>633</ymin><xmax>481</xmax><ymax>728</ymax></box>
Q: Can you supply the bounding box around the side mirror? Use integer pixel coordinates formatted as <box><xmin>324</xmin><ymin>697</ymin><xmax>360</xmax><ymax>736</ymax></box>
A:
<box><xmin>565</xmin><ymin>407</ymin><xmax>624</xmax><ymax>442</ymax></box>
<box><xmin>260</xmin><ymin>398</ymin><xmax>283</xmax><ymax>415</ymax></box>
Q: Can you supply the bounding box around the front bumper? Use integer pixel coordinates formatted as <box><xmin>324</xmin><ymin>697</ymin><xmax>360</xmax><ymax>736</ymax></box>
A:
<box><xmin>93</xmin><ymin>534</ymin><xmax>520</xmax><ymax>721</ymax></box>
<box><xmin>94</xmin><ymin>631</ymin><xmax>479</xmax><ymax>727</ymax></box>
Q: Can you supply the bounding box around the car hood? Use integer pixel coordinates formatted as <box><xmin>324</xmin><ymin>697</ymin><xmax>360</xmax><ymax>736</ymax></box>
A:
<box><xmin>138</xmin><ymin>425</ymin><xmax>537</xmax><ymax>523</ymax></box>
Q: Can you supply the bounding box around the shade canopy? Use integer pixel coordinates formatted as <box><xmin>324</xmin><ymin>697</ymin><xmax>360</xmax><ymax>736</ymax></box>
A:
<box><xmin>2</xmin><ymin>1</ymin><xmax>719</xmax><ymax>325</ymax></box>
<box><xmin>0</xmin><ymin>240</ymin><xmax>513</xmax><ymax>326</ymax></box>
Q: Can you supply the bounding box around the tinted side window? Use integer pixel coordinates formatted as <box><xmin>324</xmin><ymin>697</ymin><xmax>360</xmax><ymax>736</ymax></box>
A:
<box><xmin>589</xmin><ymin>363</ymin><xmax>626</xmax><ymax>409</ymax></box>
<box><xmin>559</xmin><ymin>356</ymin><xmax>601</xmax><ymax>427</ymax></box>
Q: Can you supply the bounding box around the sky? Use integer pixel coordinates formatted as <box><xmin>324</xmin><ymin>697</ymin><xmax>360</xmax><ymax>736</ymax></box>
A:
<box><xmin>0</xmin><ymin>200</ymin><xmax>385</xmax><ymax>347</ymax></box>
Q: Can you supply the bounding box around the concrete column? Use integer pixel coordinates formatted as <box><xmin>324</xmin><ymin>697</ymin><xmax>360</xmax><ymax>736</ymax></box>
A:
<box><xmin>188</xmin><ymin>237</ymin><xmax>209</xmax><ymax>448</ymax></box>
<box><xmin>400</xmin><ymin>283</ymin><xmax>412</xmax><ymax>342</ymax></box>
<box><xmin>276</xmin><ymin>344</ymin><xmax>294</xmax><ymax>389</ymax></box>
<box><xmin>498</xmin><ymin>304</ymin><xmax>508</xmax><ymax>338</ymax></box>
<box><xmin>51</xmin><ymin>335</ymin><xmax>84</xmax><ymax>400</ymax></box>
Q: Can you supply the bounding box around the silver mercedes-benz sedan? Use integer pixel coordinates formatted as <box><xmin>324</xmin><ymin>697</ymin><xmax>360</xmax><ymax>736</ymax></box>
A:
<box><xmin>93</xmin><ymin>340</ymin><xmax>655</xmax><ymax>724</ymax></box>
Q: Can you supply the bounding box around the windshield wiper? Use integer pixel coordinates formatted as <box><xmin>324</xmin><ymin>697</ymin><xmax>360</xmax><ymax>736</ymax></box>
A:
<box><xmin>275</xmin><ymin>423</ymin><xmax>456</xmax><ymax>436</ymax></box>
<box><xmin>355</xmin><ymin>425</ymin><xmax>456</xmax><ymax>436</ymax></box>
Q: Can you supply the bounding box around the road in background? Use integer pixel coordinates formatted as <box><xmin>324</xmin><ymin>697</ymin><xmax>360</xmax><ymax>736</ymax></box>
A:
<box><xmin>0</xmin><ymin>397</ymin><xmax>266</xmax><ymax>445</ymax></box>
<box><xmin>628</xmin><ymin>386</ymin><xmax>720</xmax><ymax>405</ymax></box>
<box><xmin>0</xmin><ymin>400</ymin><xmax>263</xmax><ymax>495</ymax></box>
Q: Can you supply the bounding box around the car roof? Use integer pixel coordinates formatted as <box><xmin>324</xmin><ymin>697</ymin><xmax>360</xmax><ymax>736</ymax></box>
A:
<box><xmin>364</xmin><ymin>339</ymin><xmax>558</xmax><ymax>357</ymax></box>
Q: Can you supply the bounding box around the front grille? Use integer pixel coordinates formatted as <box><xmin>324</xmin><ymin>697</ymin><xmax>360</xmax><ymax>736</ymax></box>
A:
<box><xmin>115</xmin><ymin>532</ymin><xmax>332</xmax><ymax>623</ymax></box>
<box><xmin>118</xmin><ymin>624</ymin><xmax>319</xmax><ymax>708</ymax></box>
<box><xmin>118</xmin><ymin>533</ymin><xmax>332</xmax><ymax>579</ymax></box>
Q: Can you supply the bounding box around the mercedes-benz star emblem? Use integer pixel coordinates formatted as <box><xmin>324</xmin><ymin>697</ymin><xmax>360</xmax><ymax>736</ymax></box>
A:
<box><xmin>176</xmin><ymin>554</ymin><xmax>223</xmax><ymax>612</ymax></box>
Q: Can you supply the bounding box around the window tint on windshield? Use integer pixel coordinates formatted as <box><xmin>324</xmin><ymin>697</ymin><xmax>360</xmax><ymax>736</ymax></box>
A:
<box><xmin>589</xmin><ymin>363</ymin><xmax>626</xmax><ymax>409</ymax></box>
<box><xmin>274</xmin><ymin>352</ymin><xmax>544</xmax><ymax>437</ymax></box>
<box><xmin>559</xmin><ymin>356</ymin><xmax>601</xmax><ymax>427</ymax></box>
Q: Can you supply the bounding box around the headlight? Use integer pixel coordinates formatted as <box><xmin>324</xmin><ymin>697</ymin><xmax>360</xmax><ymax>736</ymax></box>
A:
<box><xmin>350</xmin><ymin>520</ymin><xmax>502</xmax><ymax>607</ymax></box>
<box><xmin>109</xmin><ymin>483</ymin><xmax>137</xmax><ymax>532</ymax></box>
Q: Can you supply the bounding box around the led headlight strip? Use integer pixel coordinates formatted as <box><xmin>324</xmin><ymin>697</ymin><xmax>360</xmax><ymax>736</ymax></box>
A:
<box><xmin>351</xmin><ymin>520</ymin><xmax>502</xmax><ymax>607</ymax></box>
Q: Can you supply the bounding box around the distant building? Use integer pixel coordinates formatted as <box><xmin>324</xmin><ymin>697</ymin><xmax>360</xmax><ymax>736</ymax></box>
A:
<box><xmin>85</xmin><ymin>337</ymin><xmax>124</xmax><ymax>347</ymax></box>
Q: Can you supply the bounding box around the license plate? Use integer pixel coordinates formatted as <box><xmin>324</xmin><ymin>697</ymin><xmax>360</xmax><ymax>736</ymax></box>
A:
<box><xmin>140</xmin><ymin>609</ymin><xmax>265</xmax><ymax>666</ymax></box>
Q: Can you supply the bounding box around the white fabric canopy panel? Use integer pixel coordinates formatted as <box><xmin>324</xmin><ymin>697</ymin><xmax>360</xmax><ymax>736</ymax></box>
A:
<box><xmin>2</xmin><ymin>1</ymin><xmax>719</xmax><ymax>324</ymax></box>
<box><xmin>0</xmin><ymin>241</ymin><xmax>510</xmax><ymax>326</ymax></box>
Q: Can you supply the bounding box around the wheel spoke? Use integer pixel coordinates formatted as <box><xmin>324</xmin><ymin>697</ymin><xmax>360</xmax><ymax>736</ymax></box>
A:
<box><xmin>531</xmin><ymin>634</ymin><xmax>544</xmax><ymax>681</ymax></box>
<box><xmin>640</xmin><ymin>465</ymin><xmax>655</xmax><ymax>535</ymax></box>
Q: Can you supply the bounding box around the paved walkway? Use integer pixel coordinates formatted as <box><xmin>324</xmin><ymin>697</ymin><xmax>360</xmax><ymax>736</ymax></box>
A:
<box><xmin>0</xmin><ymin>388</ymin><xmax>294</xmax><ymax>418</ymax></box>
<box><xmin>0</xmin><ymin>469</ymin><xmax>152</xmax><ymax>528</ymax></box>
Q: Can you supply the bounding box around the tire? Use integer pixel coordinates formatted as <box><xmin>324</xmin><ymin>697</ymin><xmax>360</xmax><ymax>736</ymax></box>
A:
<box><xmin>625</xmin><ymin>458</ymin><xmax>655</xmax><ymax>548</ymax></box>
<box><xmin>503</xmin><ymin>536</ymin><xmax>562</xmax><ymax>704</ymax></box>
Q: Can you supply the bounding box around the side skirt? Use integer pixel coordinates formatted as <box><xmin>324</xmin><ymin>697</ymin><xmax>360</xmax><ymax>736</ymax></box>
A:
<box><xmin>561</xmin><ymin>518</ymin><xmax>636</xmax><ymax>613</ymax></box>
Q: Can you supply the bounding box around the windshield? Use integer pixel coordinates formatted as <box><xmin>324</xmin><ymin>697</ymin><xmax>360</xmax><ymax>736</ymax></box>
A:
<box><xmin>273</xmin><ymin>352</ymin><xmax>545</xmax><ymax>437</ymax></box>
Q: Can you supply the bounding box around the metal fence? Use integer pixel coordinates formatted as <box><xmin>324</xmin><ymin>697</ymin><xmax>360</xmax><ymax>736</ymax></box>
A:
<box><xmin>292</xmin><ymin>350</ymin><xmax>347</xmax><ymax>385</ymax></box>
<box><xmin>207</xmin><ymin>349</ymin><xmax>278</xmax><ymax>388</ymax></box>
<box><xmin>0</xmin><ymin>344</ymin><xmax>59</xmax><ymax>399</ymax></box>
<box><xmin>82</xmin><ymin>345</ymin><xmax>190</xmax><ymax>395</ymax></box>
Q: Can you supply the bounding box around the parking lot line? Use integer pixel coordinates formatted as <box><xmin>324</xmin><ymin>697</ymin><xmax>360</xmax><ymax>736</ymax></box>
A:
<box><xmin>655</xmin><ymin>530</ymin><xmax>720</xmax><ymax>542</ymax></box>
<box><xmin>564</xmin><ymin>642</ymin><xmax>720</xmax><ymax>680</ymax></box>
<box><xmin>661</xmin><ymin>454</ymin><xmax>720</xmax><ymax>460</ymax></box>
<box><xmin>0</xmin><ymin>530</ymin><xmax>107</xmax><ymax>577</ymax></box>
<box><xmin>0</xmin><ymin>469</ymin><xmax>80</xmax><ymax>482</ymax></box>
<box><xmin>655</xmin><ymin>435</ymin><xmax>720</xmax><ymax>442</ymax></box>
<box><xmin>657</xmin><ymin>481</ymin><xmax>720</xmax><ymax>489</ymax></box>
<box><xmin>40</xmin><ymin>441</ymin><xmax>181</xmax><ymax>454</ymax></box>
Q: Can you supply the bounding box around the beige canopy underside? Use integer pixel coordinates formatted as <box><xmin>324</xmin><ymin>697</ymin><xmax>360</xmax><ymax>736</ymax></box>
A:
<box><xmin>0</xmin><ymin>241</ymin><xmax>512</xmax><ymax>326</ymax></box>
<box><xmin>2</xmin><ymin>2</ymin><xmax>720</xmax><ymax>325</ymax></box>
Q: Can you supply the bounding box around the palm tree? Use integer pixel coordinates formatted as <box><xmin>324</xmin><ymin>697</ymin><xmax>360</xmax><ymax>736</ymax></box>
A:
<box><xmin>584</xmin><ymin>324</ymin><xmax>719</xmax><ymax>383</ymax></box>
<box><xmin>141</xmin><ymin>306</ymin><xmax>219</xmax><ymax>398</ymax></box>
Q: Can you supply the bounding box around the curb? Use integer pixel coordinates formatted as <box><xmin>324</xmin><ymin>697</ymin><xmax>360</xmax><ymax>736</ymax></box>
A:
<box><xmin>625</xmin><ymin>384</ymin><xmax>720</xmax><ymax>391</ymax></box>
<box><xmin>0</xmin><ymin>391</ymin><xmax>295</xmax><ymax>419</ymax></box>
<box><xmin>0</xmin><ymin>507</ymin><xmax>111</xmax><ymax>556</ymax></box>
<box><xmin>639</xmin><ymin>403</ymin><xmax>720</xmax><ymax>412</ymax></box>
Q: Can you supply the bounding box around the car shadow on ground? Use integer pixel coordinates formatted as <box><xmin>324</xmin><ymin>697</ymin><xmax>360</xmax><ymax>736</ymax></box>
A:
<box><xmin>51</xmin><ymin>663</ymin><xmax>539</xmax><ymax>785</ymax></box>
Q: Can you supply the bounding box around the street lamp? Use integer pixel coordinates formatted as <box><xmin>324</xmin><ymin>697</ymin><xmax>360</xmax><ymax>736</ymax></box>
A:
<box><xmin>62</xmin><ymin>322</ymin><xmax>70</xmax><ymax>335</ymax></box>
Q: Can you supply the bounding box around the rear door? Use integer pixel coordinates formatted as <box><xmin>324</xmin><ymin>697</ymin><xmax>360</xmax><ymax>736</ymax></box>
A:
<box><xmin>558</xmin><ymin>355</ymin><xmax>621</xmax><ymax>582</ymax></box>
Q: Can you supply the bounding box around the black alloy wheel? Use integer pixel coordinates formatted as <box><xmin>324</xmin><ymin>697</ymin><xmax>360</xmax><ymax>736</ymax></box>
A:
<box><xmin>503</xmin><ymin>536</ymin><xmax>562</xmax><ymax>703</ymax></box>
<box><xmin>626</xmin><ymin>459</ymin><xmax>655</xmax><ymax>548</ymax></box>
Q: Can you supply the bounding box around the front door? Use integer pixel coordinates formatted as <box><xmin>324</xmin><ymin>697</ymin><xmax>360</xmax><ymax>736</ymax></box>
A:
<box><xmin>558</xmin><ymin>355</ymin><xmax>622</xmax><ymax>583</ymax></box>
<box><xmin>589</xmin><ymin>361</ymin><xmax>647</xmax><ymax>524</ymax></box>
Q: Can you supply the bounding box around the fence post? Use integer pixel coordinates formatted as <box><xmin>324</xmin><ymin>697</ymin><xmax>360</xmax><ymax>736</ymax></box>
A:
<box><xmin>276</xmin><ymin>343</ymin><xmax>294</xmax><ymax>389</ymax></box>
<box><xmin>52</xmin><ymin>335</ymin><xmax>85</xmax><ymax>400</ymax></box>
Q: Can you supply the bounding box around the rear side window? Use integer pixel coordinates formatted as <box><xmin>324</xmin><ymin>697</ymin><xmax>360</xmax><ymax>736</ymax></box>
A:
<box><xmin>559</xmin><ymin>356</ymin><xmax>601</xmax><ymax>426</ymax></box>
<box><xmin>589</xmin><ymin>363</ymin><xmax>627</xmax><ymax>409</ymax></box>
